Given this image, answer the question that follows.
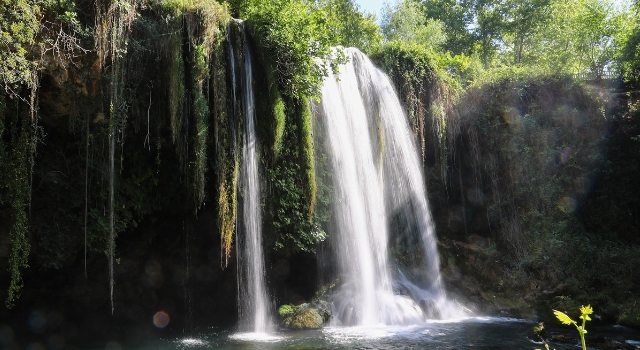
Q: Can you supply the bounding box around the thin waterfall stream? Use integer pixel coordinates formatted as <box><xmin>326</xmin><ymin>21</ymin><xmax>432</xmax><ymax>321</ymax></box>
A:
<box><xmin>235</xmin><ymin>24</ymin><xmax>273</xmax><ymax>334</ymax></box>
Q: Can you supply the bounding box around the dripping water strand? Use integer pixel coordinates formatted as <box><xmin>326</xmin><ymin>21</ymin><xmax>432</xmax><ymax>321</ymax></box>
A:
<box><xmin>85</xmin><ymin>112</ymin><xmax>89</xmax><ymax>279</ymax></box>
<box><xmin>144</xmin><ymin>89</ymin><xmax>151</xmax><ymax>150</ymax></box>
<box><xmin>109</xmin><ymin>111</ymin><xmax>115</xmax><ymax>315</ymax></box>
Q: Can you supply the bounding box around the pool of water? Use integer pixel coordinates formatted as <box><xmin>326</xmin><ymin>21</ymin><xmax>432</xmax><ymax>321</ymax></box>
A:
<box><xmin>115</xmin><ymin>317</ymin><xmax>640</xmax><ymax>350</ymax></box>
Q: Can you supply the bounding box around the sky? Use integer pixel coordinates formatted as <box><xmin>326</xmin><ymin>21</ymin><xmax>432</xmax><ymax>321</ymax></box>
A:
<box><xmin>354</xmin><ymin>0</ymin><xmax>386</xmax><ymax>18</ymax></box>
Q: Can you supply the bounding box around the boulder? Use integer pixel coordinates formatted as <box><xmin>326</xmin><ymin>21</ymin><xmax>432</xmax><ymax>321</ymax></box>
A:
<box><xmin>282</xmin><ymin>303</ymin><xmax>324</xmax><ymax>330</ymax></box>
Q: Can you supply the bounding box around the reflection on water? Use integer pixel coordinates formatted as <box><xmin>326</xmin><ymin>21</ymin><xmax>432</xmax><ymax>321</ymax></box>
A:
<box><xmin>122</xmin><ymin>317</ymin><xmax>640</xmax><ymax>350</ymax></box>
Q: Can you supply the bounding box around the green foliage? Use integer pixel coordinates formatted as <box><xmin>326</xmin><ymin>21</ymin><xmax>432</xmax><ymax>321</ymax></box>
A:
<box><xmin>457</xmin><ymin>75</ymin><xmax>607</xmax><ymax>261</ymax></box>
<box><xmin>266</xmin><ymin>117</ymin><xmax>325</xmax><ymax>255</ymax></box>
<box><xmin>240</xmin><ymin>0</ymin><xmax>344</xmax><ymax>100</ymax></box>
<box><xmin>213</xmin><ymin>46</ymin><xmax>238</xmax><ymax>267</ymax></box>
<box><xmin>166</xmin><ymin>17</ymin><xmax>187</xmax><ymax>167</ymax></box>
<box><xmin>150</xmin><ymin>0</ymin><xmax>235</xmax><ymax>262</ymax></box>
<box><xmin>271</xmin><ymin>89</ymin><xmax>286</xmax><ymax>158</ymax></box>
<box><xmin>553</xmin><ymin>305</ymin><xmax>593</xmax><ymax>350</ymax></box>
<box><xmin>0</xmin><ymin>0</ymin><xmax>41</xmax><ymax>88</ymax></box>
<box><xmin>418</xmin><ymin>0</ymin><xmax>633</xmax><ymax>78</ymax></box>
<box><xmin>448</xmin><ymin>74</ymin><xmax>640</xmax><ymax>326</ymax></box>
<box><xmin>253</xmin><ymin>48</ymin><xmax>286</xmax><ymax>161</ymax></box>
<box><xmin>382</xmin><ymin>0</ymin><xmax>446</xmax><ymax>49</ymax></box>
<box><xmin>183</xmin><ymin>2</ymin><xmax>228</xmax><ymax>210</ymax></box>
<box><xmin>298</xmin><ymin>97</ymin><xmax>316</xmax><ymax>221</ymax></box>
<box><xmin>621</xmin><ymin>6</ymin><xmax>640</xmax><ymax>85</ymax></box>
<box><xmin>218</xmin><ymin>159</ymin><xmax>239</xmax><ymax>267</ymax></box>
<box><xmin>278</xmin><ymin>303</ymin><xmax>296</xmax><ymax>317</ymax></box>
<box><xmin>0</xmin><ymin>0</ymin><xmax>84</xmax><ymax>89</ymax></box>
<box><xmin>419</xmin><ymin>0</ymin><xmax>476</xmax><ymax>56</ymax></box>
<box><xmin>501</xmin><ymin>0</ymin><xmax>552</xmax><ymax>65</ymax></box>
<box><xmin>0</xmin><ymin>94</ymin><xmax>32</xmax><ymax>307</ymax></box>
<box><xmin>469</xmin><ymin>64</ymin><xmax>545</xmax><ymax>87</ymax></box>
<box><xmin>317</xmin><ymin>0</ymin><xmax>383</xmax><ymax>53</ymax></box>
<box><xmin>532</xmin><ymin>322</ymin><xmax>544</xmax><ymax>335</ymax></box>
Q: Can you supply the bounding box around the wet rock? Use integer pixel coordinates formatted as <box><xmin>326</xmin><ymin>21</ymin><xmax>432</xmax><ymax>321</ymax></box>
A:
<box><xmin>418</xmin><ymin>298</ymin><xmax>441</xmax><ymax>319</ymax></box>
<box><xmin>625</xmin><ymin>339</ymin><xmax>640</xmax><ymax>349</ymax></box>
<box><xmin>548</xmin><ymin>334</ymin><xmax>575</xmax><ymax>343</ymax></box>
<box><xmin>314</xmin><ymin>300</ymin><xmax>332</xmax><ymax>323</ymax></box>
<box><xmin>282</xmin><ymin>304</ymin><xmax>324</xmax><ymax>330</ymax></box>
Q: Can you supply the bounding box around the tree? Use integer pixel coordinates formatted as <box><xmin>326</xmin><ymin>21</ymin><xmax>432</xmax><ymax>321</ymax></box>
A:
<box><xmin>419</xmin><ymin>0</ymin><xmax>477</xmax><ymax>55</ymax></box>
<box><xmin>502</xmin><ymin>0</ymin><xmax>552</xmax><ymax>64</ymax></box>
<box><xmin>621</xmin><ymin>2</ymin><xmax>640</xmax><ymax>84</ymax></box>
<box><xmin>473</xmin><ymin>0</ymin><xmax>506</xmax><ymax>67</ymax></box>
<box><xmin>573</xmin><ymin>0</ymin><xmax>627</xmax><ymax>76</ymax></box>
<box><xmin>0</xmin><ymin>0</ymin><xmax>41</xmax><ymax>89</ymax></box>
<box><xmin>496</xmin><ymin>0</ymin><xmax>632</xmax><ymax>76</ymax></box>
<box><xmin>381</xmin><ymin>0</ymin><xmax>446</xmax><ymax>49</ymax></box>
<box><xmin>318</xmin><ymin>0</ymin><xmax>383</xmax><ymax>53</ymax></box>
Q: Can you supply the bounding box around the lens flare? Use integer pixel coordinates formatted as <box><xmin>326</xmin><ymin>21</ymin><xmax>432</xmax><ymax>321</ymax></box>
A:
<box><xmin>558</xmin><ymin>196</ymin><xmax>577</xmax><ymax>213</ymax></box>
<box><xmin>153</xmin><ymin>311</ymin><xmax>170</xmax><ymax>328</ymax></box>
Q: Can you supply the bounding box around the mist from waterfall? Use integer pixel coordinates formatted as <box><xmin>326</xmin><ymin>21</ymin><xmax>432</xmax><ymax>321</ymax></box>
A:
<box><xmin>314</xmin><ymin>48</ymin><xmax>465</xmax><ymax>326</ymax></box>
<box><xmin>235</xmin><ymin>23</ymin><xmax>272</xmax><ymax>333</ymax></box>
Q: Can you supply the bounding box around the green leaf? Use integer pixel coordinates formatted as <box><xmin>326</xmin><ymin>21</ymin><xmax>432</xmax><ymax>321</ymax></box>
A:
<box><xmin>553</xmin><ymin>310</ymin><xmax>576</xmax><ymax>325</ymax></box>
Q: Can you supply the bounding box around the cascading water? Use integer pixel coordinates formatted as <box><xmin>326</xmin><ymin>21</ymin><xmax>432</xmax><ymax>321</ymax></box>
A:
<box><xmin>235</xmin><ymin>25</ymin><xmax>272</xmax><ymax>334</ymax></box>
<box><xmin>315</xmin><ymin>48</ymin><xmax>465</xmax><ymax>326</ymax></box>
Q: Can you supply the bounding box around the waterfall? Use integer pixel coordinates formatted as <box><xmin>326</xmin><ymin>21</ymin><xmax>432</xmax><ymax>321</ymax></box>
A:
<box><xmin>315</xmin><ymin>48</ymin><xmax>462</xmax><ymax>326</ymax></box>
<box><xmin>236</xmin><ymin>25</ymin><xmax>272</xmax><ymax>333</ymax></box>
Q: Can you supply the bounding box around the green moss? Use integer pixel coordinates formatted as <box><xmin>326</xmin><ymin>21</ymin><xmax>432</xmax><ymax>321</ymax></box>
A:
<box><xmin>266</xmin><ymin>114</ymin><xmax>325</xmax><ymax>254</ymax></box>
<box><xmin>298</xmin><ymin>97</ymin><xmax>316</xmax><ymax>221</ymax></box>
<box><xmin>215</xmin><ymin>18</ymin><xmax>239</xmax><ymax>267</ymax></box>
<box><xmin>282</xmin><ymin>304</ymin><xmax>324</xmax><ymax>329</ymax></box>
<box><xmin>167</xmin><ymin>20</ymin><xmax>186</xmax><ymax>167</ymax></box>
<box><xmin>250</xmin><ymin>41</ymin><xmax>285</xmax><ymax>162</ymax></box>
<box><xmin>271</xmin><ymin>84</ymin><xmax>286</xmax><ymax>159</ymax></box>
<box><xmin>218</xmin><ymin>160</ymin><xmax>239</xmax><ymax>268</ymax></box>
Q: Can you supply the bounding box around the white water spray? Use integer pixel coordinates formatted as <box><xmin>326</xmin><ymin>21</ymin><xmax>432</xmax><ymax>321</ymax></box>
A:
<box><xmin>315</xmin><ymin>48</ymin><xmax>464</xmax><ymax>326</ymax></box>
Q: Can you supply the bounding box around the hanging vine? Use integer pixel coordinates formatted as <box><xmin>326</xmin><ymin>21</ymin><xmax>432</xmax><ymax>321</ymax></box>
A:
<box><xmin>183</xmin><ymin>3</ymin><xmax>227</xmax><ymax>210</ymax></box>
<box><xmin>0</xmin><ymin>93</ymin><xmax>33</xmax><ymax>308</ymax></box>
<box><xmin>95</xmin><ymin>0</ymin><xmax>138</xmax><ymax>314</ymax></box>
<box><xmin>217</xmin><ymin>19</ymin><xmax>241</xmax><ymax>268</ymax></box>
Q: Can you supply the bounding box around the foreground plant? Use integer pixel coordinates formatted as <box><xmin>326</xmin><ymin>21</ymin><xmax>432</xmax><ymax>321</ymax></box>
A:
<box><xmin>553</xmin><ymin>305</ymin><xmax>593</xmax><ymax>350</ymax></box>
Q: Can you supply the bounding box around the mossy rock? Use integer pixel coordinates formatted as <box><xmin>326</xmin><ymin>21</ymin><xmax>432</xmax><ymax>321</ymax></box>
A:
<box><xmin>281</xmin><ymin>303</ymin><xmax>325</xmax><ymax>330</ymax></box>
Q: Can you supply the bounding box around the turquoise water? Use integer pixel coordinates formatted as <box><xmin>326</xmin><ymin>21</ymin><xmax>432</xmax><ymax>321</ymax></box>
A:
<box><xmin>110</xmin><ymin>317</ymin><xmax>640</xmax><ymax>350</ymax></box>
